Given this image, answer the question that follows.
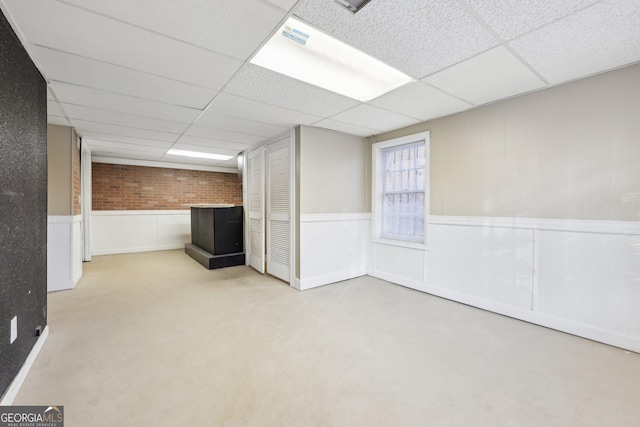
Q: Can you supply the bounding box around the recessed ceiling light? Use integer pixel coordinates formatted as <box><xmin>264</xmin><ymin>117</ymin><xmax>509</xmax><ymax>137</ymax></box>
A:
<box><xmin>335</xmin><ymin>0</ymin><xmax>373</xmax><ymax>14</ymax></box>
<box><xmin>166</xmin><ymin>149</ymin><xmax>233</xmax><ymax>161</ymax></box>
<box><xmin>250</xmin><ymin>17</ymin><xmax>413</xmax><ymax>102</ymax></box>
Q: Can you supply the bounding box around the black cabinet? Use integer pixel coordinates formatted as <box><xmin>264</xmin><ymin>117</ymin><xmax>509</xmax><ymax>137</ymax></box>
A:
<box><xmin>186</xmin><ymin>206</ymin><xmax>245</xmax><ymax>269</ymax></box>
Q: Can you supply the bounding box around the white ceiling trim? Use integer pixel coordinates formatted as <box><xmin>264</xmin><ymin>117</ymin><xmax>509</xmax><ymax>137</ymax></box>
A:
<box><xmin>91</xmin><ymin>156</ymin><xmax>238</xmax><ymax>174</ymax></box>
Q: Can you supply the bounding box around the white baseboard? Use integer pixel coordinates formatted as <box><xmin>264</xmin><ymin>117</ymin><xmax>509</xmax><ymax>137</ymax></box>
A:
<box><xmin>298</xmin><ymin>268</ymin><xmax>366</xmax><ymax>291</ymax></box>
<box><xmin>0</xmin><ymin>326</ymin><xmax>49</xmax><ymax>406</ymax></box>
<box><xmin>92</xmin><ymin>244</ymin><xmax>185</xmax><ymax>256</ymax></box>
<box><xmin>418</xmin><ymin>281</ymin><xmax>640</xmax><ymax>354</ymax></box>
<box><xmin>369</xmin><ymin>270</ymin><xmax>426</xmax><ymax>293</ymax></box>
<box><xmin>373</xmin><ymin>266</ymin><xmax>640</xmax><ymax>353</ymax></box>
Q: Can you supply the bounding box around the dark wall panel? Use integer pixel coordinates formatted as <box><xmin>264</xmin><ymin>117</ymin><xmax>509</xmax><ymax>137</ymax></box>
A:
<box><xmin>0</xmin><ymin>10</ymin><xmax>47</xmax><ymax>397</ymax></box>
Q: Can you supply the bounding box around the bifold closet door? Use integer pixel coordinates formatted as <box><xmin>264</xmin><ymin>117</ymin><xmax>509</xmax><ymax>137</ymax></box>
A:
<box><xmin>247</xmin><ymin>148</ymin><xmax>265</xmax><ymax>274</ymax></box>
<box><xmin>266</xmin><ymin>137</ymin><xmax>291</xmax><ymax>282</ymax></box>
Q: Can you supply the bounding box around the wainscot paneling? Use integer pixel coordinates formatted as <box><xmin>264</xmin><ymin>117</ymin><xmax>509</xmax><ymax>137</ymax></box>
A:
<box><xmin>92</xmin><ymin>210</ymin><xmax>191</xmax><ymax>256</ymax></box>
<box><xmin>427</xmin><ymin>223</ymin><xmax>534</xmax><ymax>310</ymax></box>
<box><xmin>368</xmin><ymin>215</ymin><xmax>640</xmax><ymax>353</ymax></box>
<box><xmin>536</xmin><ymin>230</ymin><xmax>640</xmax><ymax>341</ymax></box>
<box><xmin>297</xmin><ymin>213</ymin><xmax>369</xmax><ymax>290</ymax></box>
<box><xmin>48</xmin><ymin>215</ymin><xmax>83</xmax><ymax>292</ymax></box>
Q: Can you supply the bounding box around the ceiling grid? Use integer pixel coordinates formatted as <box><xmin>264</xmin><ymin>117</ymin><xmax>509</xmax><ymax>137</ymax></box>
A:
<box><xmin>0</xmin><ymin>0</ymin><xmax>637</xmax><ymax>167</ymax></box>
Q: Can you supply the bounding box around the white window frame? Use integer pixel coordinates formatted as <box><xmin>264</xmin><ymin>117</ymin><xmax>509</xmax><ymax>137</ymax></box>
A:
<box><xmin>372</xmin><ymin>131</ymin><xmax>430</xmax><ymax>250</ymax></box>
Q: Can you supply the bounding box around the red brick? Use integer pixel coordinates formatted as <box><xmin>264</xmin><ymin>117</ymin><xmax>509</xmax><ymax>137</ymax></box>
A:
<box><xmin>92</xmin><ymin>163</ymin><xmax>242</xmax><ymax>210</ymax></box>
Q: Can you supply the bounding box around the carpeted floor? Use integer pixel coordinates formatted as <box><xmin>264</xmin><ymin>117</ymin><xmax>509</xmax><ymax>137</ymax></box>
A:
<box><xmin>14</xmin><ymin>250</ymin><xmax>640</xmax><ymax>426</ymax></box>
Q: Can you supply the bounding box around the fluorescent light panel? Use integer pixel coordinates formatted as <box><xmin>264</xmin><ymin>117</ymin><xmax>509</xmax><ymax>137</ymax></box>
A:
<box><xmin>251</xmin><ymin>17</ymin><xmax>414</xmax><ymax>102</ymax></box>
<box><xmin>166</xmin><ymin>149</ymin><xmax>233</xmax><ymax>161</ymax></box>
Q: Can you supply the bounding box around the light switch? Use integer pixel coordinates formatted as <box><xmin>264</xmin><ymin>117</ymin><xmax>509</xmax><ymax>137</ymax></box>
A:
<box><xmin>10</xmin><ymin>316</ymin><xmax>17</xmax><ymax>344</ymax></box>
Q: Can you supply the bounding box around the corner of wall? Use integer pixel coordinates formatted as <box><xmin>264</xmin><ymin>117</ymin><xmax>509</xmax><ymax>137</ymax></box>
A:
<box><xmin>0</xmin><ymin>9</ymin><xmax>48</xmax><ymax>398</ymax></box>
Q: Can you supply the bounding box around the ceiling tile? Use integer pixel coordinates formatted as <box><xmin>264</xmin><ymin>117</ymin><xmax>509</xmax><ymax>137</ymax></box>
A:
<box><xmin>34</xmin><ymin>46</ymin><xmax>216</xmax><ymax>109</ymax></box>
<box><xmin>329</xmin><ymin>105</ymin><xmax>421</xmax><ymax>133</ymax></box>
<box><xmin>176</xmin><ymin>136</ymin><xmax>252</xmax><ymax>152</ymax></box>
<box><xmin>264</xmin><ymin>0</ymin><xmax>299</xmax><ymax>11</ymax></box>
<box><xmin>3</xmin><ymin>0</ymin><xmax>242</xmax><ymax>90</ymax></box>
<box><xmin>509</xmin><ymin>0</ymin><xmax>640</xmax><ymax>85</ymax></box>
<box><xmin>422</xmin><ymin>46</ymin><xmax>547</xmax><ymax>105</ymax></box>
<box><xmin>83</xmin><ymin>139</ymin><xmax>170</xmax><ymax>154</ymax></box>
<box><xmin>63</xmin><ymin>104</ymin><xmax>189</xmax><ymax>134</ymax></box>
<box><xmin>159</xmin><ymin>154</ymin><xmax>230</xmax><ymax>167</ymax></box>
<box><xmin>48</xmin><ymin>116</ymin><xmax>71</xmax><ymax>127</ymax></box>
<box><xmin>166</xmin><ymin>143</ymin><xmax>240</xmax><ymax>158</ymax></box>
<box><xmin>312</xmin><ymin>119</ymin><xmax>381</xmax><ymax>137</ymax></box>
<box><xmin>47</xmin><ymin>100</ymin><xmax>65</xmax><ymax>117</ymax></box>
<box><xmin>184</xmin><ymin>126</ymin><xmax>265</xmax><ymax>145</ymax></box>
<box><xmin>7</xmin><ymin>0</ymin><xmax>635</xmax><ymax>170</ymax></box>
<box><xmin>70</xmin><ymin>119</ymin><xmax>179</xmax><ymax>142</ymax></box>
<box><xmin>78</xmin><ymin>132</ymin><xmax>174</xmax><ymax>148</ymax></box>
<box><xmin>465</xmin><ymin>0</ymin><xmax>599</xmax><ymax>41</ymax></box>
<box><xmin>370</xmin><ymin>81</ymin><xmax>473</xmax><ymax>121</ymax></box>
<box><xmin>60</xmin><ymin>0</ymin><xmax>286</xmax><ymax>61</ymax></box>
<box><xmin>224</xmin><ymin>64</ymin><xmax>360</xmax><ymax>117</ymax></box>
<box><xmin>195</xmin><ymin>110</ymin><xmax>288</xmax><ymax>137</ymax></box>
<box><xmin>50</xmin><ymin>82</ymin><xmax>201</xmax><ymax>124</ymax></box>
<box><xmin>293</xmin><ymin>0</ymin><xmax>497</xmax><ymax>79</ymax></box>
<box><xmin>208</xmin><ymin>93</ymin><xmax>322</xmax><ymax>128</ymax></box>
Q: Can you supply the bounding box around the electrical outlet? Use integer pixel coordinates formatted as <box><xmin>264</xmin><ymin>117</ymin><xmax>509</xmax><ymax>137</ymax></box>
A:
<box><xmin>10</xmin><ymin>316</ymin><xmax>17</xmax><ymax>344</ymax></box>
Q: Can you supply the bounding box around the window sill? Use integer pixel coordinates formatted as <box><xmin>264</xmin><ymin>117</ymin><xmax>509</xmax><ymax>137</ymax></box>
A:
<box><xmin>371</xmin><ymin>237</ymin><xmax>428</xmax><ymax>251</ymax></box>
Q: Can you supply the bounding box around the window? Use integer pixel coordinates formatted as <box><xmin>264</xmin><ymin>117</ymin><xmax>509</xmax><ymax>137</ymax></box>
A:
<box><xmin>373</xmin><ymin>132</ymin><xmax>429</xmax><ymax>246</ymax></box>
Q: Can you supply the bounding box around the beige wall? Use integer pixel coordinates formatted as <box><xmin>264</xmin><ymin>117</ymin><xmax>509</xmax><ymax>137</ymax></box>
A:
<box><xmin>374</xmin><ymin>63</ymin><xmax>640</xmax><ymax>221</ymax></box>
<box><xmin>299</xmin><ymin>125</ymin><xmax>368</xmax><ymax>214</ymax></box>
<box><xmin>47</xmin><ymin>124</ymin><xmax>73</xmax><ymax>215</ymax></box>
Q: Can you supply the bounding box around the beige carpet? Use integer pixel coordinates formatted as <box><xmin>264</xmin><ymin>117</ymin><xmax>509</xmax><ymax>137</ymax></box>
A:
<box><xmin>14</xmin><ymin>250</ymin><xmax>640</xmax><ymax>426</ymax></box>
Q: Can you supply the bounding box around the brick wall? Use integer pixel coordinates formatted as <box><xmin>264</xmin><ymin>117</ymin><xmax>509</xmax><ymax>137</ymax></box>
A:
<box><xmin>73</xmin><ymin>139</ymin><xmax>81</xmax><ymax>215</ymax></box>
<box><xmin>92</xmin><ymin>163</ymin><xmax>242</xmax><ymax>210</ymax></box>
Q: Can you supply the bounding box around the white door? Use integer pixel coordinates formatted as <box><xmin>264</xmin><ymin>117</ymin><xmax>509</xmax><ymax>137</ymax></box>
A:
<box><xmin>247</xmin><ymin>148</ymin><xmax>265</xmax><ymax>273</ymax></box>
<box><xmin>266</xmin><ymin>137</ymin><xmax>291</xmax><ymax>282</ymax></box>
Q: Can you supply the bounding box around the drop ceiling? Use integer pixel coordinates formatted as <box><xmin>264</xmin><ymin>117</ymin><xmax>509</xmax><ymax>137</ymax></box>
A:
<box><xmin>1</xmin><ymin>0</ymin><xmax>639</xmax><ymax>170</ymax></box>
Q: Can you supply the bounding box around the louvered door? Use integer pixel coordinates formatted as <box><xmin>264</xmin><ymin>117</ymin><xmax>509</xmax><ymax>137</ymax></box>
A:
<box><xmin>266</xmin><ymin>137</ymin><xmax>291</xmax><ymax>282</ymax></box>
<box><xmin>247</xmin><ymin>147</ymin><xmax>265</xmax><ymax>273</ymax></box>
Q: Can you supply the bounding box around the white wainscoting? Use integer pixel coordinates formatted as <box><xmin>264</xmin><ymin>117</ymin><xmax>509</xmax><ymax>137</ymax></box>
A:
<box><xmin>297</xmin><ymin>213</ymin><xmax>369</xmax><ymax>291</ymax></box>
<box><xmin>91</xmin><ymin>210</ymin><xmax>191</xmax><ymax>256</ymax></box>
<box><xmin>369</xmin><ymin>216</ymin><xmax>640</xmax><ymax>353</ymax></box>
<box><xmin>48</xmin><ymin>215</ymin><xmax>83</xmax><ymax>292</ymax></box>
<box><xmin>72</xmin><ymin>217</ymin><xmax>82</xmax><ymax>284</ymax></box>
